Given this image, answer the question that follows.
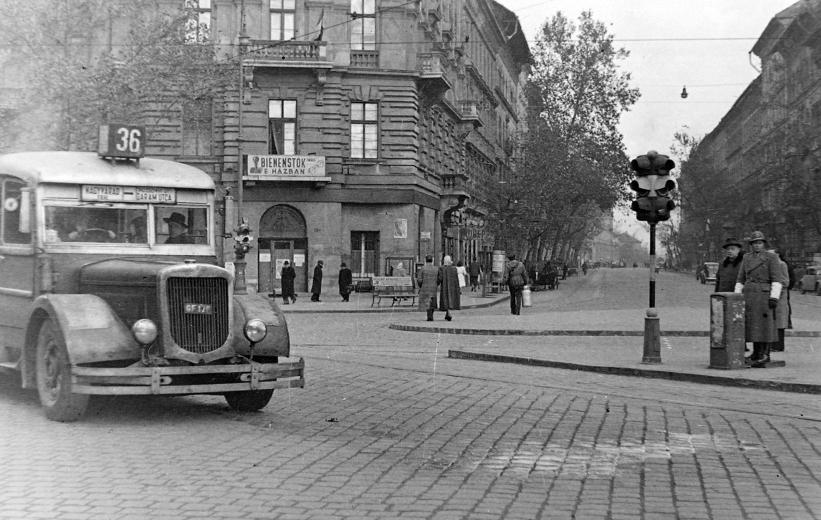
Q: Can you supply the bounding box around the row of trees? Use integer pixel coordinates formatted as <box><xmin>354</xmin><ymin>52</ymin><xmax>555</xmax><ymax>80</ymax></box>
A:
<box><xmin>486</xmin><ymin>11</ymin><xmax>640</xmax><ymax>265</ymax></box>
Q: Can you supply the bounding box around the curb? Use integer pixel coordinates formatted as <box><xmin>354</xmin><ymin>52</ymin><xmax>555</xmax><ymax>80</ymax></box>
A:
<box><xmin>281</xmin><ymin>296</ymin><xmax>509</xmax><ymax>314</ymax></box>
<box><xmin>448</xmin><ymin>350</ymin><xmax>821</xmax><ymax>395</ymax></box>
<box><xmin>391</xmin><ymin>324</ymin><xmax>821</xmax><ymax>337</ymax></box>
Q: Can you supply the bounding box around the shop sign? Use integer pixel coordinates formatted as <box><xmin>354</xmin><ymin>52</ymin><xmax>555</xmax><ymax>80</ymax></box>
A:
<box><xmin>245</xmin><ymin>155</ymin><xmax>328</xmax><ymax>181</ymax></box>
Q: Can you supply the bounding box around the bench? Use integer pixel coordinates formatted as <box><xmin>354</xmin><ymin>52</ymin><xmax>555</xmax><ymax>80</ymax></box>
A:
<box><xmin>371</xmin><ymin>276</ymin><xmax>417</xmax><ymax>307</ymax></box>
<box><xmin>352</xmin><ymin>277</ymin><xmax>373</xmax><ymax>292</ymax></box>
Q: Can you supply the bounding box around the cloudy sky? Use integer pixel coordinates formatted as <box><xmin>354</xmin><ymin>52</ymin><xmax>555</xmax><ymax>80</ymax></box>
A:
<box><xmin>501</xmin><ymin>0</ymin><xmax>797</xmax><ymax>158</ymax></box>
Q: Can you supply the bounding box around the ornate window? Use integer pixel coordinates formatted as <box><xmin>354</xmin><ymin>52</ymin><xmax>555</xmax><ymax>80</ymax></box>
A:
<box><xmin>270</xmin><ymin>0</ymin><xmax>295</xmax><ymax>41</ymax></box>
<box><xmin>351</xmin><ymin>0</ymin><xmax>376</xmax><ymax>50</ymax></box>
<box><xmin>269</xmin><ymin>99</ymin><xmax>297</xmax><ymax>155</ymax></box>
<box><xmin>351</xmin><ymin>101</ymin><xmax>378</xmax><ymax>159</ymax></box>
<box><xmin>184</xmin><ymin>0</ymin><xmax>211</xmax><ymax>43</ymax></box>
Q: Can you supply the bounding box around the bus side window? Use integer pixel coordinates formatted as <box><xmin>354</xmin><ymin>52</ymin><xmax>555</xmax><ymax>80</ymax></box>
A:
<box><xmin>1</xmin><ymin>178</ymin><xmax>31</xmax><ymax>245</ymax></box>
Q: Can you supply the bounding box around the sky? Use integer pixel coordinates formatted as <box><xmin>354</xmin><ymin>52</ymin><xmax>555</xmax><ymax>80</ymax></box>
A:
<box><xmin>499</xmin><ymin>0</ymin><xmax>798</xmax><ymax>242</ymax></box>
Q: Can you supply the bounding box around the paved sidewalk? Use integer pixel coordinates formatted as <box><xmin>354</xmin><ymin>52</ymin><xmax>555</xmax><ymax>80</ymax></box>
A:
<box><xmin>272</xmin><ymin>287</ymin><xmax>509</xmax><ymax>313</ymax></box>
<box><xmin>268</xmin><ymin>282</ymin><xmax>821</xmax><ymax>393</ymax></box>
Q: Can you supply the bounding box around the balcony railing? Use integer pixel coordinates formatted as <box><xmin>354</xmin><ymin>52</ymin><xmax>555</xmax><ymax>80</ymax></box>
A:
<box><xmin>351</xmin><ymin>50</ymin><xmax>379</xmax><ymax>68</ymax></box>
<box><xmin>418</xmin><ymin>52</ymin><xmax>446</xmax><ymax>76</ymax></box>
<box><xmin>243</xmin><ymin>40</ymin><xmax>329</xmax><ymax>66</ymax></box>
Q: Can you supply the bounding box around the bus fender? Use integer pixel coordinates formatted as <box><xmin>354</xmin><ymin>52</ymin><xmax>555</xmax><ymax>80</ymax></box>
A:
<box><xmin>23</xmin><ymin>294</ymin><xmax>138</xmax><ymax>388</ymax></box>
<box><xmin>231</xmin><ymin>294</ymin><xmax>290</xmax><ymax>358</ymax></box>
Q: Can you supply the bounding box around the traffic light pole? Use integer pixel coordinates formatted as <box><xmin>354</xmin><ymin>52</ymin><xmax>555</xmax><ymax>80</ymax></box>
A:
<box><xmin>643</xmin><ymin>222</ymin><xmax>661</xmax><ymax>364</ymax></box>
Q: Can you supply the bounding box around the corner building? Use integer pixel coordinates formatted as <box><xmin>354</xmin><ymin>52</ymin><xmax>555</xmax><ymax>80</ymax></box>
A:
<box><xmin>211</xmin><ymin>0</ymin><xmax>531</xmax><ymax>293</ymax></box>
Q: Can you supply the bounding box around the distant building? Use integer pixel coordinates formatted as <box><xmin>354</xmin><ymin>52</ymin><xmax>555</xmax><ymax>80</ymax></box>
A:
<box><xmin>683</xmin><ymin>0</ymin><xmax>821</xmax><ymax>266</ymax></box>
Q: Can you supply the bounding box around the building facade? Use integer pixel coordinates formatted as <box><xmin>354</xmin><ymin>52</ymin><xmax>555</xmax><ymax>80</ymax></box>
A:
<box><xmin>683</xmin><ymin>0</ymin><xmax>821</xmax><ymax>266</ymax></box>
<box><xmin>0</xmin><ymin>0</ymin><xmax>531</xmax><ymax>294</ymax></box>
<box><xmin>209</xmin><ymin>0</ymin><xmax>530</xmax><ymax>293</ymax></box>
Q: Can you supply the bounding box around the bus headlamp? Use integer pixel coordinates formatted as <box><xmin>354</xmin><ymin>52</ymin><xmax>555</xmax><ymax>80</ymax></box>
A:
<box><xmin>243</xmin><ymin>318</ymin><xmax>267</xmax><ymax>344</ymax></box>
<box><xmin>131</xmin><ymin>319</ymin><xmax>158</xmax><ymax>345</ymax></box>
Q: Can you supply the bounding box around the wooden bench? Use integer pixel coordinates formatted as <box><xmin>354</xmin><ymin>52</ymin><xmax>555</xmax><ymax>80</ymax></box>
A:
<box><xmin>352</xmin><ymin>277</ymin><xmax>373</xmax><ymax>293</ymax></box>
<box><xmin>371</xmin><ymin>276</ymin><xmax>417</xmax><ymax>307</ymax></box>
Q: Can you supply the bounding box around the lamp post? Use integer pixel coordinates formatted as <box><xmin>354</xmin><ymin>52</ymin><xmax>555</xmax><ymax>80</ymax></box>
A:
<box><xmin>234</xmin><ymin>0</ymin><xmax>250</xmax><ymax>294</ymax></box>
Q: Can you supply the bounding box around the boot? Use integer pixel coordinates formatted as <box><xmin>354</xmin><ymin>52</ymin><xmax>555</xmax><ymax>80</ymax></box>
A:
<box><xmin>751</xmin><ymin>342</ymin><xmax>770</xmax><ymax>366</ymax></box>
<box><xmin>426</xmin><ymin>309</ymin><xmax>434</xmax><ymax>321</ymax></box>
<box><xmin>445</xmin><ymin>312</ymin><xmax>452</xmax><ymax>321</ymax></box>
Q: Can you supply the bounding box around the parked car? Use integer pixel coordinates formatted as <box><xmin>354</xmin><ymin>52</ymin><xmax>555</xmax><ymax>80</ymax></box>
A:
<box><xmin>697</xmin><ymin>262</ymin><xmax>719</xmax><ymax>284</ymax></box>
<box><xmin>798</xmin><ymin>265</ymin><xmax>821</xmax><ymax>295</ymax></box>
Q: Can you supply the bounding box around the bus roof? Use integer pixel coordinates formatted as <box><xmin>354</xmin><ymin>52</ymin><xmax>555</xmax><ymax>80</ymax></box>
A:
<box><xmin>0</xmin><ymin>151</ymin><xmax>215</xmax><ymax>190</ymax></box>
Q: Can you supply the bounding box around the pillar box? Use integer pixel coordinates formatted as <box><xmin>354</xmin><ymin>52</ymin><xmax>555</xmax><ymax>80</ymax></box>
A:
<box><xmin>709</xmin><ymin>292</ymin><xmax>746</xmax><ymax>369</ymax></box>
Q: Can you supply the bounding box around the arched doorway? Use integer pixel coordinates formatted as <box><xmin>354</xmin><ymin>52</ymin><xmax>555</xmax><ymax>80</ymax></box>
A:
<box><xmin>258</xmin><ymin>205</ymin><xmax>308</xmax><ymax>294</ymax></box>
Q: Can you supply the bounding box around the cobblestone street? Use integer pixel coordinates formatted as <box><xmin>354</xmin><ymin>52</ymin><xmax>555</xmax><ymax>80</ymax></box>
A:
<box><xmin>2</xmin><ymin>269</ymin><xmax>821</xmax><ymax>519</ymax></box>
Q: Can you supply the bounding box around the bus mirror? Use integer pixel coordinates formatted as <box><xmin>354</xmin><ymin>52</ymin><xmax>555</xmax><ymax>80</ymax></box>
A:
<box><xmin>18</xmin><ymin>188</ymin><xmax>30</xmax><ymax>234</ymax></box>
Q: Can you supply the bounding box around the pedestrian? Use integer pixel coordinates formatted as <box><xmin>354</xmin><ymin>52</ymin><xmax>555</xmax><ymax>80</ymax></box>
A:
<box><xmin>310</xmin><ymin>260</ymin><xmax>324</xmax><ymax>302</ymax></box>
<box><xmin>280</xmin><ymin>260</ymin><xmax>296</xmax><ymax>304</ymax></box>
<box><xmin>468</xmin><ymin>257</ymin><xmax>483</xmax><ymax>291</ymax></box>
<box><xmin>338</xmin><ymin>262</ymin><xmax>353</xmax><ymax>302</ymax></box>
<box><xmin>734</xmin><ymin>231</ymin><xmax>787</xmax><ymax>367</ymax></box>
<box><xmin>438</xmin><ymin>255</ymin><xmax>460</xmax><ymax>321</ymax></box>
<box><xmin>582</xmin><ymin>260</ymin><xmax>588</xmax><ymax>276</ymax></box>
<box><xmin>455</xmin><ymin>260</ymin><xmax>468</xmax><ymax>290</ymax></box>
<box><xmin>714</xmin><ymin>237</ymin><xmax>744</xmax><ymax>292</ymax></box>
<box><xmin>770</xmin><ymin>249</ymin><xmax>795</xmax><ymax>353</ymax></box>
<box><xmin>417</xmin><ymin>255</ymin><xmax>439</xmax><ymax>321</ymax></box>
<box><xmin>503</xmin><ymin>253</ymin><xmax>528</xmax><ymax>315</ymax></box>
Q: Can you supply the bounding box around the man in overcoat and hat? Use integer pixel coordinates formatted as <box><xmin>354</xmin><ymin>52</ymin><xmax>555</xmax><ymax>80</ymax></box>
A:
<box><xmin>417</xmin><ymin>255</ymin><xmax>439</xmax><ymax>321</ymax></box>
<box><xmin>734</xmin><ymin>231</ymin><xmax>788</xmax><ymax>366</ymax></box>
<box><xmin>714</xmin><ymin>237</ymin><xmax>744</xmax><ymax>292</ymax></box>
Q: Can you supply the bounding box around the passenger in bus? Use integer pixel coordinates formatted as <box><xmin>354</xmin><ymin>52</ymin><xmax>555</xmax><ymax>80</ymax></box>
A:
<box><xmin>128</xmin><ymin>216</ymin><xmax>147</xmax><ymax>243</ymax></box>
<box><xmin>164</xmin><ymin>212</ymin><xmax>194</xmax><ymax>244</ymax></box>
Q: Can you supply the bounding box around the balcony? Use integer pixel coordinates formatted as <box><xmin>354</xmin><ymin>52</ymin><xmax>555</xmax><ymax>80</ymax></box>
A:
<box><xmin>350</xmin><ymin>50</ymin><xmax>379</xmax><ymax>68</ymax></box>
<box><xmin>458</xmin><ymin>101</ymin><xmax>484</xmax><ymax>128</ymax></box>
<box><xmin>242</xmin><ymin>40</ymin><xmax>331</xmax><ymax>69</ymax></box>
<box><xmin>417</xmin><ymin>52</ymin><xmax>452</xmax><ymax>104</ymax></box>
<box><xmin>441</xmin><ymin>173</ymin><xmax>470</xmax><ymax>212</ymax></box>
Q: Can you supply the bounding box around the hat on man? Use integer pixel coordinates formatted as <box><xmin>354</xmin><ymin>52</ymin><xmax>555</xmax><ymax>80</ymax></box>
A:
<box><xmin>164</xmin><ymin>212</ymin><xmax>188</xmax><ymax>228</ymax></box>
<box><xmin>721</xmin><ymin>237</ymin><xmax>743</xmax><ymax>249</ymax></box>
<box><xmin>747</xmin><ymin>230</ymin><xmax>767</xmax><ymax>244</ymax></box>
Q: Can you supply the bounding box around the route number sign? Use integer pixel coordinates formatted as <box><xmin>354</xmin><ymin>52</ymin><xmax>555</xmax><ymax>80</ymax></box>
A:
<box><xmin>98</xmin><ymin>124</ymin><xmax>145</xmax><ymax>159</ymax></box>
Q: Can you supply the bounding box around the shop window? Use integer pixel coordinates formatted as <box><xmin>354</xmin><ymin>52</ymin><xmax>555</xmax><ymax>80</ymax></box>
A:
<box><xmin>351</xmin><ymin>231</ymin><xmax>379</xmax><ymax>276</ymax></box>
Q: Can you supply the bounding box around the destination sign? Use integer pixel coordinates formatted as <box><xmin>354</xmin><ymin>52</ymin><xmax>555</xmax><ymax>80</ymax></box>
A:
<box><xmin>81</xmin><ymin>185</ymin><xmax>177</xmax><ymax>203</ymax></box>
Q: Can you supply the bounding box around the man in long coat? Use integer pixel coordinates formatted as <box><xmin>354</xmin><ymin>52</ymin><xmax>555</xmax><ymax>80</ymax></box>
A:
<box><xmin>280</xmin><ymin>260</ymin><xmax>296</xmax><ymax>304</ymax></box>
<box><xmin>417</xmin><ymin>255</ymin><xmax>439</xmax><ymax>320</ymax></box>
<box><xmin>734</xmin><ymin>231</ymin><xmax>787</xmax><ymax>366</ymax></box>
<box><xmin>310</xmin><ymin>260</ymin><xmax>324</xmax><ymax>302</ymax></box>
<box><xmin>771</xmin><ymin>250</ymin><xmax>793</xmax><ymax>353</ymax></box>
<box><xmin>438</xmin><ymin>255</ymin><xmax>460</xmax><ymax>321</ymax></box>
<box><xmin>338</xmin><ymin>262</ymin><xmax>353</xmax><ymax>302</ymax></box>
<box><xmin>714</xmin><ymin>237</ymin><xmax>744</xmax><ymax>292</ymax></box>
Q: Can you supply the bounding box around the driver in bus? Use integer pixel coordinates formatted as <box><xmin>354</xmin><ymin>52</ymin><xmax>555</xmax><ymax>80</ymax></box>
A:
<box><xmin>164</xmin><ymin>212</ymin><xmax>194</xmax><ymax>244</ymax></box>
<box><xmin>67</xmin><ymin>211</ymin><xmax>116</xmax><ymax>242</ymax></box>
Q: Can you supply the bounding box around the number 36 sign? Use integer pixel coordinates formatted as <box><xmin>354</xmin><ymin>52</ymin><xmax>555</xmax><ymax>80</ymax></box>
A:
<box><xmin>98</xmin><ymin>124</ymin><xmax>145</xmax><ymax>159</ymax></box>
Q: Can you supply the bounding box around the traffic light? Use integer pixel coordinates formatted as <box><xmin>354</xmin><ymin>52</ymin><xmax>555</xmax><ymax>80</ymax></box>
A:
<box><xmin>629</xmin><ymin>151</ymin><xmax>676</xmax><ymax>223</ymax></box>
<box><xmin>233</xmin><ymin>218</ymin><xmax>254</xmax><ymax>259</ymax></box>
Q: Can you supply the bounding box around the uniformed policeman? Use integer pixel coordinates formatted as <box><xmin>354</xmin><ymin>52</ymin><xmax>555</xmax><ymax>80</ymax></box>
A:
<box><xmin>734</xmin><ymin>231</ymin><xmax>788</xmax><ymax>366</ymax></box>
